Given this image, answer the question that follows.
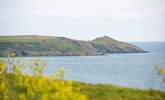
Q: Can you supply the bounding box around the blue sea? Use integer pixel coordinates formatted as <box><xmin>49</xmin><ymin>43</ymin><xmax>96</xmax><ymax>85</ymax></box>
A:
<box><xmin>18</xmin><ymin>42</ymin><xmax>165</xmax><ymax>90</ymax></box>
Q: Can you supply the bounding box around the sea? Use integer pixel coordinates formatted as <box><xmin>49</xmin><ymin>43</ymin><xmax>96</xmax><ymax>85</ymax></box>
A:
<box><xmin>11</xmin><ymin>42</ymin><xmax>165</xmax><ymax>90</ymax></box>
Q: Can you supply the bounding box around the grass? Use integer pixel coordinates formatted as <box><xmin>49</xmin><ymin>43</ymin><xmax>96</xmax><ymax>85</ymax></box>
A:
<box><xmin>74</xmin><ymin>82</ymin><xmax>165</xmax><ymax>100</ymax></box>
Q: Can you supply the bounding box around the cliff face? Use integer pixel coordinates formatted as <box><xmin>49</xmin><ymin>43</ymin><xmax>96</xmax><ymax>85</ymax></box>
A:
<box><xmin>0</xmin><ymin>35</ymin><xmax>147</xmax><ymax>57</ymax></box>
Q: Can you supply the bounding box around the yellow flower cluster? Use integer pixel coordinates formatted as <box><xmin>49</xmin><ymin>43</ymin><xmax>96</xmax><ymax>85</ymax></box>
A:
<box><xmin>0</xmin><ymin>59</ymin><xmax>88</xmax><ymax>100</ymax></box>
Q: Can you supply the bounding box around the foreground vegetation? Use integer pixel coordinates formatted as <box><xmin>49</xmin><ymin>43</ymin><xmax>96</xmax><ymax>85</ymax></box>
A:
<box><xmin>0</xmin><ymin>58</ymin><xmax>87</xmax><ymax>100</ymax></box>
<box><xmin>75</xmin><ymin>82</ymin><xmax>165</xmax><ymax>100</ymax></box>
<box><xmin>0</xmin><ymin>58</ymin><xmax>165</xmax><ymax>100</ymax></box>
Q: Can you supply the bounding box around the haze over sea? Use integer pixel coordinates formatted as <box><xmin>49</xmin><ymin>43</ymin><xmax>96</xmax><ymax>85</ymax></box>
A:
<box><xmin>18</xmin><ymin>42</ymin><xmax>165</xmax><ymax>90</ymax></box>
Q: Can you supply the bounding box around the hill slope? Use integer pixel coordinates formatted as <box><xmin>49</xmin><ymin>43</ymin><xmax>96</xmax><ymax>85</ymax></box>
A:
<box><xmin>0</xmin><ymin>35</ymin><xmax>147</xmax><ymax>56</ymax></box>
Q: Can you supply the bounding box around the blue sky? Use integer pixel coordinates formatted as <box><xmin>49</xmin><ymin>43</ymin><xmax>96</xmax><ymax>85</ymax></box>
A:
<box><xmin>0</xmin><ymin>0</ymin><xmax>165</xmax><ymax>41</ymax></box>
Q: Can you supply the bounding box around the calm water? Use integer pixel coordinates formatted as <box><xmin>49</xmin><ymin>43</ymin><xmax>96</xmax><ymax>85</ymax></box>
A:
<box><xmin>19</xmin><ymin>42</ymin><xmax>165</xmax><ymax>90</ymax></box>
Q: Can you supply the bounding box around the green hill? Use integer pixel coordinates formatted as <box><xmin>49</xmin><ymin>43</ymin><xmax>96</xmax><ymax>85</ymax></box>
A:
<box><xmin>0</xmin><ymin>35</ymin><xmax>147</xmax><ymax>57</ymax></box>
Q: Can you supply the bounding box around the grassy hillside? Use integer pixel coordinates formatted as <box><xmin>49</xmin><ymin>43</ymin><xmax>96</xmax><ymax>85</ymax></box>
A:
<box><xmin>75</xmin><ymin>82</ymin><xmax>165</xmax><ymax>100</ymax></box>
<box><xmin>92</xmin><ymin>36</ymin><xmax>145</xmax><ymax>53</ymax></box>
<box><xmin>0</xmin><ymin>35</ymin><xmax>147</xmax><ymax>57</ymax></box>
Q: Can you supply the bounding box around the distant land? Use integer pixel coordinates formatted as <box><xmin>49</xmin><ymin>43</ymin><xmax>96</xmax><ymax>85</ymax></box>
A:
<box><xmin>0</xmin><ymin>35</ymin><xmax>147</xmax><ymax>57</ymax></box>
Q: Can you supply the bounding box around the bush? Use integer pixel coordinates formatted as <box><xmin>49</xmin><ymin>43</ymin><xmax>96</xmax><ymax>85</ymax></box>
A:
<box><xmin>0</xmin><ymin>58</ymin><xmax>88</xmax><ymax>100</ymax></box>
<box><xmin>155</xmin><ymin>65</ymin><xmax>165</xmax><ymax>81</ymax></box>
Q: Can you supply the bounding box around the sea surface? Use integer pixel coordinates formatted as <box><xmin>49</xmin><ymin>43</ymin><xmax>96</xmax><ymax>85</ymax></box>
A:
<box><xmin>15</xmin><ymin>42</ymin><xmax>165</xmax><ymax>90</ymax></box>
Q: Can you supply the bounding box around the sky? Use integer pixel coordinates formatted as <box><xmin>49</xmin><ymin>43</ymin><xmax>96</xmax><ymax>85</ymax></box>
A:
<box><xmin>0</xmin><ymin>0</ymin><xmax>165</xmax><ymax>41</ymax></box>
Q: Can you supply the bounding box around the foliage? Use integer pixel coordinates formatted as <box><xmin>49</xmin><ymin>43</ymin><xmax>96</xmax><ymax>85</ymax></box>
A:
<box><xmin>0</xmin><ymin>58</ymin><xmax>88</xmax><ymax>100</ymax></box>
<box><xmin>155</xmin><ymin>65</ymin><xmax>165</xmax><ymax>81</ymax></box>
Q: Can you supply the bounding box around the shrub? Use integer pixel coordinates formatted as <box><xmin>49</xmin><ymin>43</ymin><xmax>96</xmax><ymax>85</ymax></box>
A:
<box><xmin>0</xmin><ymin>58</ymin><xmax>88</xmax><ymax>100</ymax></box>
<box><xmin>155</xmin><ymin>65</ymin><xmax>165</xmax><ymax>81</ymax></box>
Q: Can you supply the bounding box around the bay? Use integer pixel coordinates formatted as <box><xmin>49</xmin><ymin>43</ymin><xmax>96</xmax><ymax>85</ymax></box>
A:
<box><xmin>13</xmin><ymin>42</ymin><xmax>165</xmax><ymax>90</ymax></box>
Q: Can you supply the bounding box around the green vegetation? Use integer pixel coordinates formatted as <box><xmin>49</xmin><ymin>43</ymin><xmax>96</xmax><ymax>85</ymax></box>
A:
<box><xmin>92</xmin><ymin>36</ymin><xmax>145</xmax><ymax>53</ymax></box>
<box><xmin>0</xmin><ymin>35</ymin><xmax>147</xmax><ymax>57</ymax></box>
<box><xmin>156</xmin><ymin>65</ymin><xmax>165</xmax><ymax>81</ymax></box>
<box><xmin>75</xmin><ymin>82</ymin><xmax>165</xmax><ymax>100</ymax></box>
<box><xmin>0</xmin><ymin>58</ymin><xmax>165</xmax><ymax>100</ymax></box>
<box><xmin>0</xmin><ymin>58</ymin><xmax>87</xmax><ymax>100</ymax></box>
